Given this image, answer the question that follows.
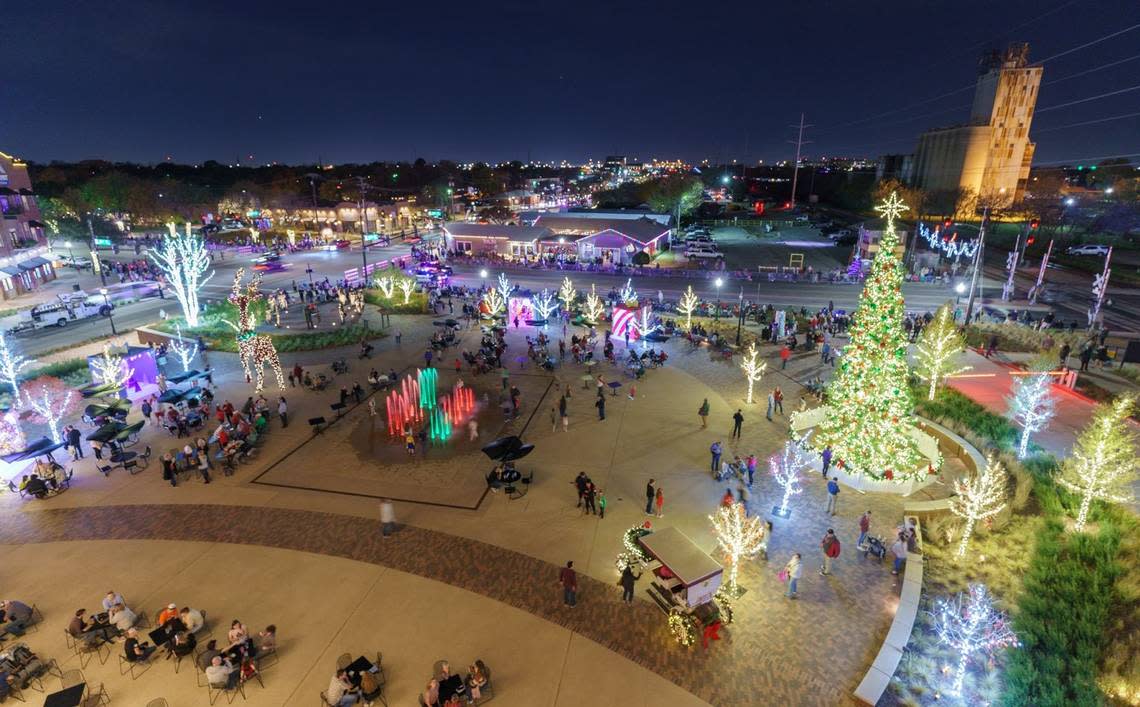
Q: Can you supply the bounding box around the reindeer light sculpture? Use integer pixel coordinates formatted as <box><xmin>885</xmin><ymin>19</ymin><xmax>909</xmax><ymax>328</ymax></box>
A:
<box><xmin>223</xmin><ymin>269</ymin><xmax>285</xmax><ymax>392</ymax></box>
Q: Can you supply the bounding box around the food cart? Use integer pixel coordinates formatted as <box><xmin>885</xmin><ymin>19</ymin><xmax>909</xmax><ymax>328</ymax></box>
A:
<box><xmin>638</xmin><ymin>527</ymin><xmax>723</xmax><ymax>612</ymax></box>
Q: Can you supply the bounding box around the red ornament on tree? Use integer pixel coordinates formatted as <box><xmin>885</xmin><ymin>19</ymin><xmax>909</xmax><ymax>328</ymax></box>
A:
<box><xmin>884</xmin><ymin>469</ymin><xmax>894</xmax><ymax>480</ymax></box>
<box><xmin>837</xmin><ymin>459</ymin><xmax>845</xmax><ymax>469</ymax></box>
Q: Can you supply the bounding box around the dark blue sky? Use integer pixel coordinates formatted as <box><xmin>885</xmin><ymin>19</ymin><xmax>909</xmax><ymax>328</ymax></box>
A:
<box><xmin>3</xmin><ymin>0</ymin><xmax>1138</xmax><ymax>165</ymax></box>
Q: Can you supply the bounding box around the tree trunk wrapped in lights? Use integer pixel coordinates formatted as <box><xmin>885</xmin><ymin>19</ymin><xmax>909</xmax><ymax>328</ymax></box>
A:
<box><xmin>618</xmin><ymin>278</ymin><xmax>637</xmax><ymax>304</ymax></box>
<box><xmin>169</xmin><ymin>325</ymin><xmax>199</xmax><ymax>373</ymax></box>
<box><xmin>1057</xmin><ymin>394</ymin><xmax>1137</xmax><ymax>531</ymax></box>
<box><xmin>221</xmin><ymin>269</ymin><xmax>285</xmax><ymax>393</ymax></box>
<box><xmin>149</xmin><ymin>222</ymin><xmax>215</xmax><ymax>327</ymax></box>
<box><xmin>91</xmin><ymin>344</ymin><xmax>133</xmax><ymax>391</ymax></box>
<box><xmin>496</xmin><ymin>273</ymin><xmax>512</xmax><ymax>305</ymax></box>
<box><xmin>0</xmin><ymin>331</ymin><xmax>30</xmax><ymax>406</ymax></box>
<box><xmin>739</xmin><ymin>342</ymin><xmax>767</xmax><ymax>404</ymax></box>
<box><xmin>930</xmin><ymin>584</ymin><xmax>1018</xmax><ymax>697</ymax></box>
<box><xmin>915</xmin><ymin>303</ymin><xmax>970</xmax><ymax>400</ymax></box>
<box><xmin>19</xmin><ymin>376</ymin><xmax>78</xmax><ymax>443</ymax></box>
<box><xmin>947</xmin><ymin>453</ymin><xmax>1008</xmax><ymax>558</ymax></box>
<box><xmin>397</xmin><ymin>276</ymin><xmax>416</xmax><ymax>305</ymax></box>
<box><xmin>1006</xmin><ymin>371</ymin><xmax>1055</xmax><ymax>459</ymax></box>
<box><xmin>558</xmin><ymin>276</ymin><xmax>576</xmax><ymax>311</ymax></box>
<box><xmin>584</xmin><ymin>284</ymin><xmax>606</xmax><ymax>324</ymax></box>
<box><xmin>678</xmin><ymin>285</ymin><xmax>699</xmax><ymax>331</ymax></box>
<box><xmin>709</xmin><ymin>501</ymin><xmax>767</xmax><ymax>595</ymax></box>
<box><xmin>0</xmin><ymin>411</ymin><xmax>26</xmax><ymax>455</ymax></box>
<box><xmin>532</xmin><ymin>289</ymin><xmax>558</xmax><ymax>322</ymax></box>
<box><xmin>814</xmin><ymin>192</ymin><xmax>923</xmax><ymax>481</ymax></box>
<box><xmin>769</xmin><ymin>438</ymin><xmax>809</xmax><ymax>516</ymax></box>
<box><xmin>481</xmin><ymin>288</ymin><xmax>505</xmax><ymax>318</ymax></box>
<box><xmin>375</xmin><ymin>274</ymin><xmax>395</xmax><ymax>299</ymax></box>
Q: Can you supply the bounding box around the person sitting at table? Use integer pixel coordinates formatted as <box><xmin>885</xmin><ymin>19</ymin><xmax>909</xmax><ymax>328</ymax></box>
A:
<box><xmin>227</xmin><ymin>619</ymin><xmax>254</xmax><ymax>655</ymax></box>
<box><xmin>485</xmin><ymin>467</ymin><xmax>504</xmax><ymax>492</ymax></box>
<box><xmin>257</xmin><ymin>625</ymin><xmax>277</xmax><ymax>653</ymax></box>
<box><xmin>180</xmin><ymin>606</ymin><xmax>205</xmax><ymax>634</ymax></box>
<box><xmin>359</xmin><ymin>666</ymin><xmax>382</xmax><ymax>703</ymax></box>
<box><xmin>0</xmin><ymin>600</ymin><xmax>33</xmax><ymax>637</ymax></box>
<box><xmin>123</xmin><ymin>628</ymin><xmax>156</xmax><ymax>662</ymax></box>
<box><xmin>157</xmin><ymin>604</ymin><xmax>180</xmax><ymax>627</ymax></box>
<box><xmin>170</xmin><ymin>629</ymin><xmax>197</xmax><ymax>659</ymax></box>
<box><xmin>327</xmin><ymin>669</ymin><xmax>361</xmax><ymax>706</ymax></box>
<box><xmin>420</xmin><ymin>678</ymin><xmax>440</xmax><ymax>707</ymax></box>
<box><xmin>22</xmin><ymin>474</ymin><xmax>49</xmax><ymax>499</ymax></box>
<box><xmin>441</xmin><ymin>694</ymin><xmax>462</xmax><ymax>707</ymax></box>
<box><xmin>68</xmin><ymin>608</ymin><xmax>115</xmax><ymax>644</ymax></box>
<box><xmin>108</xmin><ymin>602</ymin><xmax>137</xmax><ymax>632</ymax></box>
<box><xmin>465</xmin><ymin>661</ymin><xmax>488</xmax><ymax>701</ymax></box>
<box><xmin>206</xmin><ymin>655</ymin><xmax>239</xmax><ymax>689</ymax></box>
<box><xmin>197</xmin><ymin>639</ymin><xmax>221</xmax><ymax>672</ymax></box>
<box><xmin>101</xmin><ymin>590</ymin><xmax>125</xmax><ymax>612</ymax></box>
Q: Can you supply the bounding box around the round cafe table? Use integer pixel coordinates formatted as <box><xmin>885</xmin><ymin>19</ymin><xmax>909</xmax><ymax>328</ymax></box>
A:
<box><xmin>579</xmin><ymin>374</ymin><xmax>593</xmax><ymax>389</ymax></box>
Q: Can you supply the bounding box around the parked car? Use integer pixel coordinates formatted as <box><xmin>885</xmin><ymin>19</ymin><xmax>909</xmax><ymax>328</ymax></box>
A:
<box><xmin>685</xmin><ymin>246</ymin><xmax>724</xmax><ymax>259</ymax></box>
<box><xmin>684</xmin><ymin>234</ymin><xmax>714</xmax><ymax>244</ymax></box>
<box><xmin>1066</xmin><ymin>244</ymin><xmax>1110</xmax><ymax>256</ymax></box>
<box><xmin>57</xmin><ymin>256</ymin><xmax>93</xmax><ymax>270</ymax></box>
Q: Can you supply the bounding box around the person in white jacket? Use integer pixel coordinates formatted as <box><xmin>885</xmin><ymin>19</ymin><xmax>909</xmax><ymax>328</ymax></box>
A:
<box><xmin>784</xmin><ymin>553</ymin><xmax>803</xmax><ymax>599</ymax></box>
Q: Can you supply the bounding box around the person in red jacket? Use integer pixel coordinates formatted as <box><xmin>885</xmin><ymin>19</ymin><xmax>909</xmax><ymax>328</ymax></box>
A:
<box><xmin>780</xmin><ymin>345</ymin><xmax>791</xmax><ymax>370</ymax></box>
<box><xmin>820</xmin><ymin>529</ymin><xmax>841</xmax><ymax>576</ymax></box>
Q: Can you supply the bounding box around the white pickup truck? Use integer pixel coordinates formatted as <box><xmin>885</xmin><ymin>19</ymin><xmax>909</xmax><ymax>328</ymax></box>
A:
<box><xmin>7</xmin><ymin>292</ymin><xmax>114</xmax><ymax>333</ymax></box>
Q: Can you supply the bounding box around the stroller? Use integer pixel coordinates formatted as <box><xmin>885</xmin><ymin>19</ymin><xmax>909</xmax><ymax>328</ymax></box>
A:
<box><xmin>861</xmin><ymin>535</ymin><xmax>887</xmax><ymax>562</ymax></box>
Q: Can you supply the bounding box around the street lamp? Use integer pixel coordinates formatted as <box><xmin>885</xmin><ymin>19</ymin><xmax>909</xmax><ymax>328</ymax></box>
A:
<box><xmin>955</xmin><ymin>281</ymin><xmax>966</xmax><ymax>304</ymax></box>
<box><xmin>714</xmin><ymin>277</ymin><xmax>723</xmax><ymax>322</ymax></box>
<box><xmin>479</xmin><ymin>269</ymin><xmax>488</xmax><ymax>292</ymax></box>
<box><xmin>735</xmin><ymin>287</ymin><xmax>745</xmax><ymax>346</ymax></box>
<box><xmin>99</xmin><ymin>287</ymin><xmax>117</xmax><ymax>335</ymax></box>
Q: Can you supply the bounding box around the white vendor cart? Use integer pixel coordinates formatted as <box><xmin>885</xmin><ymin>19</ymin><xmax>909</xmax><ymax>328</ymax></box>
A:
<box><xmin>638</xmin><ymin>527</ymin><xmax>723</xmax><ymax>614</ymax></box>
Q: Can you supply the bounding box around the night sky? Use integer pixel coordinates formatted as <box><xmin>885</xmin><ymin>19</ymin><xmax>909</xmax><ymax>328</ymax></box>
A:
<box><xmin>3</xmin><ymin>0</ymin><xmax>1139</xmax><ymax>165</ymax></box>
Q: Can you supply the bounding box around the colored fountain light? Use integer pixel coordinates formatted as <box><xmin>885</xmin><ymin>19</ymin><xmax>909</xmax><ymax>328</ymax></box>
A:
<box><xmin>384</xmin><ymin>369</ymin><xmax>477</xmax><ymax>442</ymax></box>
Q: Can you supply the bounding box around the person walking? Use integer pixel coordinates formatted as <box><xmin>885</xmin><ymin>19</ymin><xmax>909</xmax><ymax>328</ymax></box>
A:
<box><xmin>595</xmin><ymin>396</ymin><xmax>606</xmax><ymax>420</ymax></box>
<box><xmin>277</xmin><ymin>397</ymin><xmax>288</xmax><ymax>428</ymax></box>
<box><xmin>394</xmin><ymin>329</ymin><xmax>402</xmax><ymax>345</ymax></box>
<box><xmin>66</xmin><ymin>425</ymin><xmax>84</xmax><ymax>460</ymax></box>
<box><xmin>780</xmin><ymin>344</ymin><xmax>791</xmax><ymax>369</ymax></box>
<box><xmin>1058</xmin><ymin>342</ymin><xmax>1071</xmax><ymax>366</ymax></box>
<box><xmin>766</xmin><ymin>390</ymin><xmax>775</xmax><ymax>422</ymax></box>
<box><xmin>141</xmin><ymin>398</ymin><xmax>154</xmax><ymax>425</ymax></box>
<box><xmin>551</xmin><ymin>406</ymin><xmax>558</xmax><ymax>433</ymax></box>
<box><xmin>857</xmin><ymin>510</ymin><xmax>871</xmax><ymax>548</ymax></box>
<box><xmin>558</xmin><ymin>561</ymin><xmax>578</xmax><ymax>607</ymax></box>
<box><xmin>731</xmin><ymin>409</ymin><xmax>744</xmax><ymax>439</ymax></box>
<box><xmin>984</xmin><ymin>334</ymin><xmax>999</xmax><ymax>358</ymax></box>
<box><xmin>559</xmin><ymin>395</ymin><xmax>568</xmax><ymax>431</ymax></box>
<box><xmin>783</xmin><ymin>553</ymin><xmax>802</xmax><ymax>599</ymax></box>
<box><xmin>773</xmin><ymin>387</ymin><xmax>784</xmax><ymax>416</ymax></box>
<box><xmin>654</xmin><ymin>487</ymin><xmax>664</xmax><ymax>518</ymax></box>
<box><xmin>698</xmin><ymin>398</ymin><xmax>710</xmax><ymax>428</ymax></box>
<box><xmin>379</xmin><ymin>499</ymin><xmax>396</xmax><ymax>537</ymax></box>
<box><xmin>821</xmin><ymin>446</ymin><xmax>832</xmax><ymax>478</ymax></box>
<box><xmin>574</xmin><ymin>472</ymin><xmax>589</xmax><ymax>508</ymax></box>
<box><xmin>1079</xmin><ymin>344</ymin><xmax>1093</xmax><ymax>372</ymax></box>
<box><xmin>826</xmin><ymin>477</ymin><xmax>840</xmax><ymax>515</ymax></box>
<box><xmin>619</xmin><ymin>565</ymin><xmax>641</xmax><ymax>604</ymax></box>
<box><xmin>597</xmin><ymin>489</ymin><xmax>607</xmax><ymax>519</ymax></box>
<box><xmin>890</xmin><ymin>533</ymin><xmax>908</xmax><ymax>575</ymax></box>
<box><xmin>710</xmin><ymin>441</ymin><xmax>723</xmax><ymax>474</ymax></box>
<box><xmin>819</xmin><ymin>529</ymin><xmax>841</xmax><ymax>576</ymax></box>
<box><xmin>645</xmin><ymin>479</ymin><xmax>655</xmax><ymax>514</ymax></box>
<box><xmin>745</xmin><ymin>454</ymin><xmax>757</xmax><ymax>486</ymax></box>
<box><xmin>583</xmin><ymin>483</ymin><xmax>597</xmax><ymax>515</ymax></box>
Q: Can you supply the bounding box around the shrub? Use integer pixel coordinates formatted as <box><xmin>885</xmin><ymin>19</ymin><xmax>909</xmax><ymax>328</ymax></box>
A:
<box><xmin>963</xmin><ymin>323</ymin><xmax>1085</xmax><ymax>354</ymax></box>
<box><xmin>632</xmin><ymin>251</ymin><xmax>651</xmax><ymax>266</ymax></box>
<box><xmin>363</xmin><ymin>289</ymin><xmax>429</xmax><ymax>314</ymax></box>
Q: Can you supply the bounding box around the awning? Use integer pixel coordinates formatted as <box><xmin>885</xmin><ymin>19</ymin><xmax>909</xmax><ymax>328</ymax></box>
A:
<box><xmin>17</xmin><ymin>257</ymin><xmax>51</xmax><ymax>270</ymax></box>
<box><xmin>0</xmin><ymin>266</ymin><xmax>20</xmax><ymax>277</ymax></box>
<box><xmin>27</xmin><ymin>219</ymin><xmax>45</xmax><ymax>228</ymax></box>
<box><xmin>86</xmin><ymin>422</ymin><xmax>126</xmax><ymax>443</ymax></box>
<box><xmin>0</xmin><ymin>187</ymin><xmax>14</xmax><ymax>196</ymax></box>
<box><xmin>18</xmin><ymin>189</ymin><xmax>34</xmax><ymax>196</ymax></box>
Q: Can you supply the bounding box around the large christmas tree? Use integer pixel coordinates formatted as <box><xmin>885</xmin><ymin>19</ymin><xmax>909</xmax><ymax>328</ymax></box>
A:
<box><xmin>815</xmin><ymin>192</ymin><xmax>923</xmax><ymax>481</ymax></box>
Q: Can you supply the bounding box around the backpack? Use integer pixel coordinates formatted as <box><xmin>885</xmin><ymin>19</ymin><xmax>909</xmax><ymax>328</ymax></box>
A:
<box><xmin>825</xmin><ymin>537</ymin><xmax>841</xmax><ymax>558</ymax></box>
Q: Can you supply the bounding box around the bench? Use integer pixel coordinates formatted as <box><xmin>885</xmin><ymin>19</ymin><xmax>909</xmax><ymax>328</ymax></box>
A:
<box><xmin>308</xmin><ymin>417</ymin><xmax>327</xmax><ymax>434</ymax></box>
<box><xmin>902</xmin><ymin>498</ymin><xmax>951</xmax><ymax>514</ymax></box>
<box><xmin>330</xmin><ymin>402</ymin><xmax>347</xmax><ymax>417</ymax></box>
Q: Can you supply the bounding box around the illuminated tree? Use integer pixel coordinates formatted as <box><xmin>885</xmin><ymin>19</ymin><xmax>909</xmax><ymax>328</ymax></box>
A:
<box><xmin>482</xmin><ymin>288</ymin><xmax>505</xmax><ymax>318</ymax></box>
<box><xmin>19</xmin><ymin>376</ymin><xmax>78</xmax><ymax>443</ymax></box>
<box><xmin>633</xmin><ymin>307</ymin><xmax>658</xmax><ymax>349</ymax></box>
<box><xmin>169</xmin><ymin>325</ymin><xmax>199</xmax><ymax>372</ymax></box>
<box><xmin>618</xmin><ymin>278</ymin><xmax>637</xmax><ymax>304</ymax></box>
<box><xmin>709</xmin><ymin>501</ymin><xmax>767</xmax><ymax>595</ymax></box>
<box><xmin>532</xmin><ymin>289</ymin><xmax>558</xmax><ymax>321</ymax></box>
<box><xmin>496</xmin><ymin>273</ymin><xmax>512</xmax><ymax>304</ymax></box>
<box><xmin>375</xmin><ymin>274</ymin><xmax>395</xmax><ymax>299</ymax></box>
<box><xmin>678</xmin><ymin>285</ymin><xmax>699</xmax><ymax>330</ymax></box>
<box><xmin>739</xmin><ymin>342</ymin><xmax>767</xmax><ymax>404</ymax></box>
<box><xmin>558</xmin><ymin>276</ymin><xmax>576</xmax><ymax>311</ymax></box>
<box><xmin>1006</xmin><ymin>372</ymin><xmax>1055</xmax><ymax>459</ymax></box>
<box><xmin>815</xmin><ymin>192</ymin><xmax>923</xmax><ymax>481</ymax></box>
<box><xmin>91</xmin><ymin>345</ymin><xmax>133</xmax><ymax>391</ymax></box>
<box><xmin>397</xmin><ymin>276</ymin><xmax>416</xmax><ymax>304</ymax></box>
<box><xmin>0</xmin><ymin>411</ymin><xmax>25</xmax><ymax>456</ymax></box>
<box><xmin>769</xmin><ymin>438</ymin><xmax>809</xmax><ymax>516</ymax></box>
<box><xmin>915</xmin><ymin>303</ymin><xmax>970</xmax><ymax>400</ymax></box>
<box><xmin>947</xmin><ymin>454</ymin><xmax>1008</xmax><ymax>558</ymax></box>
<box><xmin>584</xmin><ymin>284</ymin><xmax>606</xmax><ymax>324</ymax></box>
<box><xmin>1058</xmin><ymin>395</ymin><xmax>1137</xmax><ymax>531</ymax></box>
<box><xmin>0</xmin><ymin>331</ymin><xmax>31</xmax><ymax>406</ymax></box>
<box><xmin>149</xmin><ymin>222</ymin><xmax>215</xmax><ymax>327</ymax></box>
<box><xmin>931</xmin><ymin>584</ymin><xmax>1018</xmax><ymax>697</ymax></box>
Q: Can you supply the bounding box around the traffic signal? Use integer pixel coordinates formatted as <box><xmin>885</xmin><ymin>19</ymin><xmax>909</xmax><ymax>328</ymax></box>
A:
<box><xmin>1029</xmin><ymin>218</ymin><xmax>1040</xmax><ymax>230</ymax></box>
<box><xmin>1027</xmin><ymin>234</ymin><xmax>1036</xmax><ymax>246</ymax></box>
<box><xmin>942</xmin><ymin>218</ymin><xmax>952</xmax><ymax>229</ymax></box>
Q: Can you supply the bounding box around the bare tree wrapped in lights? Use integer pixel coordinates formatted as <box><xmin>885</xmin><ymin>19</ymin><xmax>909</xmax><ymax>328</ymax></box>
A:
<box><xmin>947</xmin><ymin>453</ymin><xmax>1008</xmax><ymax>558</ymax></box>
<box><xmin>19</xmin><ymin>376</ymin><xmax>78</xmax><ymax>443</ymax></box>
<box><xmin>769</xmin><ymin>437</ymin><xmax>809</xmax><ymax>518</ymax></box>
<box><xmin>632</xmin><ymin>307</ymin><xmax>658</xmax><ymax>349</ymax></box>
<box><xmin>397</xmin><ymin>275</ymin><xmax>416</xmax><ymax>305</ymax></box>
<box><xmin>618</xmin><ymin>278</ymin><xmax>637</xmax><ymax>304</ymax></box>
<box><xmin>168</xmin><ymin>325</ymin><xmax>199</xmax><ymax>373</ymax></box>
<box><xmin>375</xmin><ymin>274</ymin><xmax>396</xmax><ymax>299</ymax></box>
<box><xmin>149</xmin><ymin>222</ymin><xmax>215</xmax><ymax>327</ymax></box>
<box><xmin>931</xmin><ymin>584</ymin><xmax>1018</xmax><ymax>698</ymax></box>
<box><xmin>584</xmin><ymin>284</ymin><xmax>606</xmax><ymax>324</ymax></box>
<box><xmin>0</xmin><ymin>411</ymin><xmax>25</xmax><ymax>456</ymax></box>
<box><xmin>91</xmin><ymin>344</ymin><xmax>133</xmax><ymax>391</ymax></box>
<box><xmin>914</xmin><ymin>303</ymin><xmax>970</xmax><ymax>400</ymax></box>
<box><xmin>0</xmin><ymin>330</ymin><xmax>31</xmax><ymax>406</ymax></box>
<box><xmin>1058</xmin><ymin>395</ymin><xmax>1137</xmax><ymax>531</ymax></box>
<box><xmin>532</xmin><ymin>289</ymin><xmax>558</xmax><ymax>322</ymax></box>
<box><xmin>496</xmin><ymin>273</ymin><xmax>513</xmax><ymax>305</ymax></box>
<box><xmin>739</xmin><ymin>342</ymin><xmax>767</xmax><ymax>405</ymax></box>
<box><xmin>709</xmin><ymin>501</ymin><xmax>767</xmax><ymax>595</ymax></box>
<box><xmin>482</xmin><ymin>287</ymin><xmax>505</xmax><ymax>318</ymax></box>
<box><xmin>221</xmin><ymin>269</ymin><xmax>285</xmax><ymax>393</ymax></box>
<box><xmin>677</xmin><ymin>285</ymin><xmax>699</xmax><ymax>331</ymax></box>
<box><xmin>1006</xmin><ymin>371</ymin><xmax>1055</xmax><ymax>459</ymax></box>
<box><xmin>558</xmin><ymin>276</ymin><xmax>576</xmax><ymax>311</ymax></box>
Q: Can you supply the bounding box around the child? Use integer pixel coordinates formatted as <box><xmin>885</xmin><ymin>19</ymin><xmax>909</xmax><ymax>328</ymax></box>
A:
<box><xmin>598</xmin><ymin>489</ymin><xmax>607</xmax><ymax>519</ymax></box>
<box><xmin>628</xmin><ymin>384</ymin><xmax>636</xmax><ymax>401</ymax></box>
<box><xmin>405</xmin><ymin>432</ymin><xmax>416</xmax><ymax>456</ymax></box>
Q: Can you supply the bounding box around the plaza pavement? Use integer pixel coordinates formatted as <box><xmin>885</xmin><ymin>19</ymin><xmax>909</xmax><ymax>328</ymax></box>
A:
<box><xmin>2</xmin><ymin>303</ymin><xmax>930</xmax><ymax>706</ymax></box>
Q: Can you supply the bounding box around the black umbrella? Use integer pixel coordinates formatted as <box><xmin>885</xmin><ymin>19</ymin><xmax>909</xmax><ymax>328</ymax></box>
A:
<box><xmin>481</xmin><ymin>435</ymin><xmax>523</xmax><ymax>461</ymax></box>
<box><xmin>0</xmin><ymin>437</ymin><xmax>67</xmax><ymax>464</ymax></box>
<box><xmin>443</xmin><ymin>319</ymin><xmax>460</xmax><ymax>327</ymax></box>
<box><xmin>113</xmin><ymin>420</ymin><xmax>146</xmax><ymax>441</ymax></box>
<box><xmin>500</xmin><ymin>443</ymin><xmax>534</xmax><ymax>462</ymax></box>
<box><xmin>167</xmin><ymin>369</ymin><xmax>201</xmax><ymax>385</ymax></box>
<box><xmin>79</xmin><ymin>381</ymin><xmax>123</xmax><ymax>399</ymax></box>
<box><xmin>156</xmin><ymin>389</ymin><xmax>188</xmax><ymax>404</ymax></box>
<box><xmin>86</xmin><ymin>421</ymin><xmax>126</xmax><ymax>443</ymax></box>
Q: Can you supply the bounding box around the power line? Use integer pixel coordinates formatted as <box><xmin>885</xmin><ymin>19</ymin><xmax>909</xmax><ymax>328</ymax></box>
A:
<box><xmin>1035</xmin><ymin>83</ymin><xmax>1140</xmax><ymax>113</ymax></box>
<box><xmin>1042</xmin><ymin>52</ymin><xmax>1140</xmax><ymax>86</ymax></box>
<box><xmin>1035</xmin><ymin>22</ymin><xmax>1140</xmax><ymax>64</ymax></box>
<box><xmin>1034</xmin><ymin>111</ymin><xmax>1140</xmax><ymax>133</ymax></box>
<box><xmin>1032</xmin><ymin>151</ymin><xmax>1140</xmax><ymax>166</ymax></box>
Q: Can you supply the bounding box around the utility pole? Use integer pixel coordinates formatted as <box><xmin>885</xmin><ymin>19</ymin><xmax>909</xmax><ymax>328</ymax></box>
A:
<box><xmin>88</xmin><ymin>217</ymin><xmax>107</xmax><ymax>287</ymax></box>
<box><xmin>788</xmin><ymin>113</ymin><xmax>811</xmax><ymax>207</ymax></box>
<box><xmin>963</xmin><ymin>206</ymin><xmax>989</xmax><ymax>325</ymax></box>
<box><xmin>356</xmin><ymin>176</ymin><xmax>369</xmax><ymax>279</ymax></box>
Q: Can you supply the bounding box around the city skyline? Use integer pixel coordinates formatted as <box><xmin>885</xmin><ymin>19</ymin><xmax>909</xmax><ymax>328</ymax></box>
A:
<box><xmin>2</xmin><ymin>0</ymin><xmax>1139</xmax><ymax>166</ymax></box>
